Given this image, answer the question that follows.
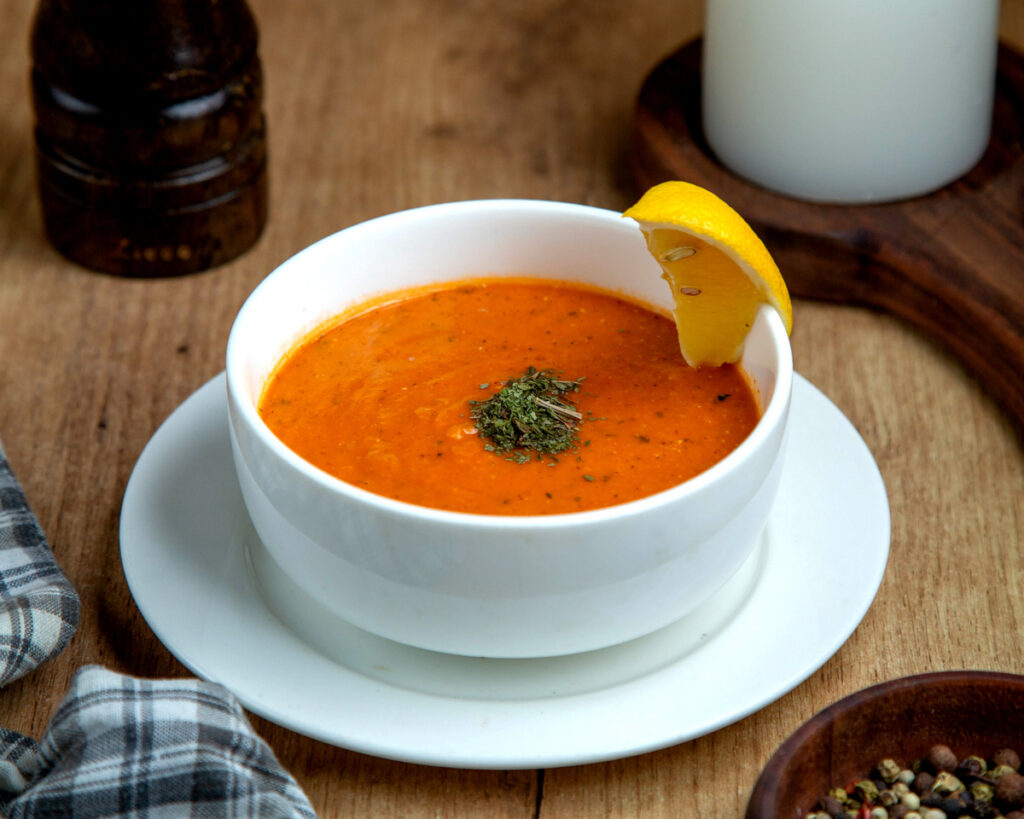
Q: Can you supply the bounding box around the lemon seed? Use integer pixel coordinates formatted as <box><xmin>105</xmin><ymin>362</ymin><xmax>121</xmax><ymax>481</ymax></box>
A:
<box><xmin>661</xmin><ymin>246</ymin><xmax>696</xmax><ymax>262</ymax></box>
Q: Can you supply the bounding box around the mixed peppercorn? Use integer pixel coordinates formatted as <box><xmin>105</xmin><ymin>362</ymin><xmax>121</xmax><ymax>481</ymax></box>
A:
<box><xmin>807</xmin><ymin>746</ymin><xmax>1024</xmax><ymax>819</ymax></box>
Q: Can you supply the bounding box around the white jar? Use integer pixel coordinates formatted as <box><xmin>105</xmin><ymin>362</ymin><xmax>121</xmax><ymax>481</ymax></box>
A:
<box><xmin>701</xmin><ymin>0</ymin><xmax>1001</xmax><ymax>203</ymax></box>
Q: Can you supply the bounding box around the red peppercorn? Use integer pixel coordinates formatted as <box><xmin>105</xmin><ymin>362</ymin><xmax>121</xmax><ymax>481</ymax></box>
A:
<box><xmin>994</xmin><ymin>748</ymin><xmax>1023</xmax><ymax>772</ymax></box>
<box><xmin>925</xmin><ymin>744</ymin><xmax>959</xmax><ymax>773</ymax></box>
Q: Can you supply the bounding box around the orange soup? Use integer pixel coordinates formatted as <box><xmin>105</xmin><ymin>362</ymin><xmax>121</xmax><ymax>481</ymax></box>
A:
<box><xmin>258</xmin><ymin>279</ymin><xmax>760</xmax><ymax>515</ymax></box>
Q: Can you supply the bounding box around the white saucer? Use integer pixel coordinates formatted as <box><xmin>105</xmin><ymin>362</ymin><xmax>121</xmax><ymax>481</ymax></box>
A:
<box><xmin>120</xmin><ymin>373</ymin><xmax>889</xmax><ymax>769</ymax></box>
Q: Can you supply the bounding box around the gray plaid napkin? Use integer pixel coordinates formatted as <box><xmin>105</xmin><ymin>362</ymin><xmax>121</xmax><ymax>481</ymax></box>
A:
<box><xmin>0</xmin><ymin>440</ymin><xmax>79</xmax><ymax>687</ymax></box>
<box><xmin>0</xmin><ymin>443</ymin><xmax>317</xmax><ymax>817</ymax></box>
<box><xmin>0</xmin><ymin>666</ymin><xmax>316</xmax><ymax>817</ymax></box>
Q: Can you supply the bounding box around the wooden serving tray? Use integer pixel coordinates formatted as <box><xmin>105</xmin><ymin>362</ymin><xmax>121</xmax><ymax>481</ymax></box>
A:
<box><xmin>630</xmin><ymin>40</ymin><xmax>1024</xmax><ymax>434</ymax></box>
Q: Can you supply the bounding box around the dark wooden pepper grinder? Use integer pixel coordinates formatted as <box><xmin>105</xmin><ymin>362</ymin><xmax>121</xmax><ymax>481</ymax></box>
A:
<box><xmin>30</xmin><ymin>0</ymin><xmax>268</xmax><ymax>276</ymax></box>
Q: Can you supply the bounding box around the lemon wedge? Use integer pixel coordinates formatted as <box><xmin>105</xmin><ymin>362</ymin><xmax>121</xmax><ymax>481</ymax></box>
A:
<box><xmin>624</xmin><ymin>181</ymin><xmax>792</xmax><ymax>367</ymax></box>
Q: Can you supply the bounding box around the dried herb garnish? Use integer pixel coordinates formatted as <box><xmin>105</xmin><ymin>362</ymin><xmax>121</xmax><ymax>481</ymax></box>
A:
<box><xmin>470</xmin><ymin>366</ymin><xmax>583</xmax><ymax>459</ymax></box>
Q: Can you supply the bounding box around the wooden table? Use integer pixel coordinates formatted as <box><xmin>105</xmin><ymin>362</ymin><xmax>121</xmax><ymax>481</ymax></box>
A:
<box><xmin>2</xmin><ymin>1</ymin><xmax>1023</xmax><ymax>815</ymax></box>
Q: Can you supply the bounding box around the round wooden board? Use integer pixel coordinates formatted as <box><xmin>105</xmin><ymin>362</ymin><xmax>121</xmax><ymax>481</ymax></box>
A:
<box><xmin>630</xmin><ymin>39</ymin><xmax>1024</xmax><ymax>434</ymax></box>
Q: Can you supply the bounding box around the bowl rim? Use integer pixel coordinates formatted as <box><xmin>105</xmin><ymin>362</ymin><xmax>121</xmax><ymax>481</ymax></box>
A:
<box><xmin>746</xmin><ymin>669</ymin><xmax>1024</xmax><ymax>818</ymax></box>
<box><xmin>225</xmin><ymin>198</ymin><xmax>794</xmax><ymax>528</ymax></box>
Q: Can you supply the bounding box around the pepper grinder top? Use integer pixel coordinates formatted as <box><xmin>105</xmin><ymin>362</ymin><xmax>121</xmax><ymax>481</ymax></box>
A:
<box><xmin>30</xmin><ymin>0</ymin><xmax>268</xmax><ymax>276</ymax></box>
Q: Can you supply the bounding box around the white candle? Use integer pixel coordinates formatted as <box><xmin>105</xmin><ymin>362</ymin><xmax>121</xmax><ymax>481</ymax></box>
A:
<box><xmin>701</xmin><ymin>0</ymin><xmax>1001</xmax><ymax>203</ymax></box>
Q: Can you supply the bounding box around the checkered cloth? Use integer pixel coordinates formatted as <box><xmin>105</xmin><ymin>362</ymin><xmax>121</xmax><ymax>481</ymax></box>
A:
<box><xmin>0</xmin><ymin>667</ymin><xmax>317</xmax><ymax>817</ymax></box>
<box><xmin>0</xmin><ymin>443</ymin><xmax>316</xmax><ymax>817</ymax></box>
<box><xmin>0</xmin><ymin>441</ymin><xmax>79</xmax><ymax>687</ymax></box>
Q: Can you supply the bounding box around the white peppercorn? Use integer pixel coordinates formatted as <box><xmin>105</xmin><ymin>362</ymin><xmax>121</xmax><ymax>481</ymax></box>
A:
<box><xmin>902</xmin><ymin>792</ymin><xmax>921</xmax><ymax>810</ymax></box>
<box><xmin>969</xmin><ymin>781</ymin><xmax>993</xmax><ymax>809</ymax></box>
<box><xmin>931</xmin><ymin>771</ymin><xmax>964</xmax><ymax>796</ymax></box>
<box><xmin>878</xmin><ymin>789</ymin><xmax>899</xmax><ymax>807</ymax></box>
<box><xmin>921</xmin><ymin>809</ymin><xmax>946</xmax><ymax>819</ymax></box>
<box><xmin>856</xmin><ymin>780</ymin><xmax>881</xmax><ymax>804</ymax></box>
<box><xmin>991</xmin><ymin>764</ymin><xmax>1019</xmax><ymax>782</ymax></box>
<box><xmin>878</xmin><ymin>759</ymin><xmax>904</xmax><ymax>783</ymax></box>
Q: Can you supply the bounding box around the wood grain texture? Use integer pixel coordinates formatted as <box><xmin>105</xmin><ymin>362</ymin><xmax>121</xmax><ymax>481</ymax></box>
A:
<box><xmin>0</xmin><ymin>1</ymin><xmax>1023</xmax><ymax>817</ymax></box>
<box><xmin>631</xmin><ymin>39</ymin><xmax>1024</xmax><ymax>435</ymax></box>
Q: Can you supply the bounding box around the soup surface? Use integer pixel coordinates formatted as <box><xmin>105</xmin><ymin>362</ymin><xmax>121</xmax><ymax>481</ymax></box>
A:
<box><xmin>259</xmin><ymin>278</ymin><xmax>760</xmax><ymax>515</ymax></box>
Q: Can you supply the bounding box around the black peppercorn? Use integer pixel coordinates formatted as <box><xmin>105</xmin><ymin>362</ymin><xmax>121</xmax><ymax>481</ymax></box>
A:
<box><xmin>957</xmin><ymin>755</ymin><xmax>987</xmax><ymax>781</ymax></box>
<box><xmin>914</xmin><ymin>771</ymin><xmax>936</xmax><ymax>794</ymax></box>
<box><xmin>941</xmin><ymin>792</ymin><xmax>971</xmax><ymax>817</ymax></box>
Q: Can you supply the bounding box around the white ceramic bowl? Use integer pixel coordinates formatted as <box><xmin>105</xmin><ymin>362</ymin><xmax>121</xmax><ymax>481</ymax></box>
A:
<box><xmin>226</xmin><ymin>199</ymin><xmax>793</xmax><ymax>658</ymax></box>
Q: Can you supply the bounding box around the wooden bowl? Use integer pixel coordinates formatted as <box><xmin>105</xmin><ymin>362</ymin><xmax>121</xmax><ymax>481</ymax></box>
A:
<box><xmin>746</xmin><ymin>671</ymin><xmax>1024</xmax><ymax>818</ymax></box>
